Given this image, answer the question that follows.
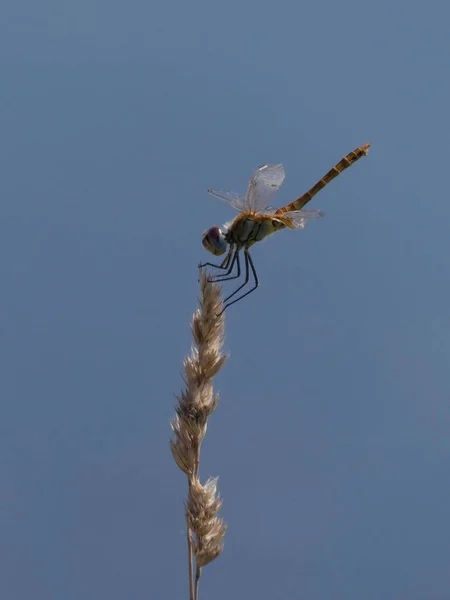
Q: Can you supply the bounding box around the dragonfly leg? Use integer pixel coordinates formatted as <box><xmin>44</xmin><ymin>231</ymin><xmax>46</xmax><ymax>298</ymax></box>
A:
<box><xmin>214</xmin><ymin>250</ymin><xmax>257</xmax><ymax>314</ymax></box>
<box><xmin>198</xmin><ymin>244</ymin><xmax>234</xmax><ymax>272</ymax></box>
<box><xmin>221</xmin><ymin>251</ymin><xmax>259</xmax><ymax>312</ymax></box>
<box><xmin>209</xmin><ymin>249</ymin><xmax>241</xmax><ymax>282</ymax></box>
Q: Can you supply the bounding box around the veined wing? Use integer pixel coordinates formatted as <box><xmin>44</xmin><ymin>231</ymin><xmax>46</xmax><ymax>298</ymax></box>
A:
<box><xmin>245</xmin><ymin>163</ymin><xmax>285</xmax><ymax>212</ymax></box>
<box><xmin>283</xmin><ymin>209</ymin><xmax>325</xmax><ymax>229</ymax></box>
<box><xmin>207</xmin><ymin>189</ymin><xmax>247</xmax><ymax>212</ymax></box>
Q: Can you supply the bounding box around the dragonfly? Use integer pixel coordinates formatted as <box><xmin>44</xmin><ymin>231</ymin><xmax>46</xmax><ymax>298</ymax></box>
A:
<box><xmin>200</xmin><ymin>143</ymin><xmax>370</xmax><ymax>312</ymax></box>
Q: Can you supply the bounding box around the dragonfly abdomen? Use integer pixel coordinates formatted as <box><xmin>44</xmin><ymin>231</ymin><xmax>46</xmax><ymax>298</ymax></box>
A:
<box><xmin>276</xmin><ymin>142</ymin><xmax>371</xmax><ymax>214</ymax></box>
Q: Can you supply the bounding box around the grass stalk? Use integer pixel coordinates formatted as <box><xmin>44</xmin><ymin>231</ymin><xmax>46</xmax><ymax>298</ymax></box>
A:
<box><xmin>170</xmin><ymin>271</ymin><xmax>228</xmax><ymax>599</ymax></box>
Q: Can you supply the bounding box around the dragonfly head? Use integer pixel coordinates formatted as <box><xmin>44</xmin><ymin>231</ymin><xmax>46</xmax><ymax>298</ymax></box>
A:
<box><xmin>202</xmin><ymin>226</ymin><xmax>227</xmax><ymax>256</ymax></box>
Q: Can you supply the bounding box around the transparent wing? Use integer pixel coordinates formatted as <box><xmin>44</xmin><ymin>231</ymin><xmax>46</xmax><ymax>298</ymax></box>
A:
<box><xmin>245</xmin><ymin>164</ymin><xmax>285</xmax><ymax>212</ymax></box>
<box><xmin>207</xmin><ymin>189</ymin><xmax>247</xmax><ymax>212</ymax></box>
<box><xmin>283</xmin><ymin>209</ymin><xmax>325</xmax><ymax>229</ymax></box>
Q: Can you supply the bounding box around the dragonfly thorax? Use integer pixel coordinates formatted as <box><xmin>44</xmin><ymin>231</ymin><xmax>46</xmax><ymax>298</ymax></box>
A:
<box><xmin>202</xmin><ymin>215</ymin><xmax>288</xmax><ymax>256</ymax></box>
<box><xmin>227</xmin><ymin>214</ymin><xmax>287</xmax><ymax>248</ymax></box>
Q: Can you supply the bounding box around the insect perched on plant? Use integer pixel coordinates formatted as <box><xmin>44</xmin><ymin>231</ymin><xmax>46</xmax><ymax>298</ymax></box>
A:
<box><xmin>200</xmin><ymin>143</ymin><xmax>370</xmax><ymax>312</ymax></box>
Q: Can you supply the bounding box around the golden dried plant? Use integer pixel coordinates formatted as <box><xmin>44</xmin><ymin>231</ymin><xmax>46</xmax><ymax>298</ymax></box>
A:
<box><xmin>170</xmin><ymin>271</ymin><xmax>228</xmax><ymax>600</ymax></box>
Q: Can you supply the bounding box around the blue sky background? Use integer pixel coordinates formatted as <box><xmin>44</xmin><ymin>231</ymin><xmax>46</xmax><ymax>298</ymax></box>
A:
<box><xmin>1</xmin><ymin>1</ymin><xmax>449</xmax><ymax>598</ymax></box>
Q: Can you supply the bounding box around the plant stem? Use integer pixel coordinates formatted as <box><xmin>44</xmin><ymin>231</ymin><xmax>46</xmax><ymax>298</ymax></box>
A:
<box><xmin>194</xmin><ymin>566</ymin><xmax>202</xmax><ymax>600</ymax></box>
<box><xmin>187</xmin><ymin>525</ymin><xmax>194</xmax><ymax>600</ymax></box>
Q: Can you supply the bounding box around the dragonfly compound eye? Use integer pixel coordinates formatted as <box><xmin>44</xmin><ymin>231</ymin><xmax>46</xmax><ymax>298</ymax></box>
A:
<box><xmin>202</xmin><ymin>226</ymin><xmax>227</xmax><ymax>256</ymax></box>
